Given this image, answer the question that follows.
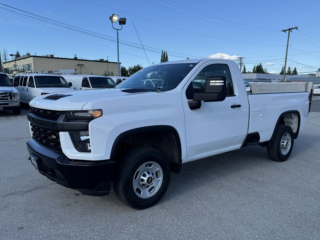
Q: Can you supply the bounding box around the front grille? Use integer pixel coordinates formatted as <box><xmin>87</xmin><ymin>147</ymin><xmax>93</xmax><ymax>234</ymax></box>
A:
<box><xmin>30</xmin><ymin>123</ymin><xmax>61</xmax><ymax>151</ymax></box>
<box><xmin>0</xmin><ymin>92</ymin><xmax>12</xmax><ymax>101</ymax></box>
<box><xmin>30</xmin><ymin>107</ymin><xmax>64</xmax><ymax>120</ymax></box>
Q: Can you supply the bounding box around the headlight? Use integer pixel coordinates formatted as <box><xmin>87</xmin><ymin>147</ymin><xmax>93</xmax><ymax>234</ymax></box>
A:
<box><xmin>67</xmin><ymin>110</ymin><xmax>103</xmax><ymax>119</ymax></box>
<box><xmin>13</xmin><ymin>93</ymin><xmax>20</xmax><ymax>101</ymax></box>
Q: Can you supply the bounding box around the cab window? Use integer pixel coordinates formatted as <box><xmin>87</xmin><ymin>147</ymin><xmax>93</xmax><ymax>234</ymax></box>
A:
<box><xmin>192</xmin><ymin>64</ymin><xmax>234</xmax><ymax>96</ymax></box>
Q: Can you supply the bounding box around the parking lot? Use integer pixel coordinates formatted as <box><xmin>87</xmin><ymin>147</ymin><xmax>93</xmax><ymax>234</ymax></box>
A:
<box><xmin>0</xmin><ymin>99</ymin><xmax>320</xmax><ymax>240</ymax></box>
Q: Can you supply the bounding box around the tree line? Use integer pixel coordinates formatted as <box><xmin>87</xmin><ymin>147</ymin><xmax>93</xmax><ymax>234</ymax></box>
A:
<box><xmin>242</xmin><ymin>63</ymin><xmax>299</xmax><ymax>75</ymax></box>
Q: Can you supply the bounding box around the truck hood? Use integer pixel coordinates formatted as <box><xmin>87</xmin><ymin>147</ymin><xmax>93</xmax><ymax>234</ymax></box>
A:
<box><xmin>29</xmin><ymin>89</ymin><xmax>126</xmax><ymax>110</ymax></box>
<box><xmin>0</xmin><ymin>86</ymin><xmax>18</xmax><ymax>93</ymax></box>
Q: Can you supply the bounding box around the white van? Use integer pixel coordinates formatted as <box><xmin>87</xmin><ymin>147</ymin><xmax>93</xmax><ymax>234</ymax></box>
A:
<box><xmin>63</xmin><ymin>75</ymin><xmax>116</xmax><ymax>90</ymax></box>
<box><xmin>0</xmin><ymin>72</ymin><xmax>21</xmax><ymax>115</ymax></box>
<box><xmin>108</xmin><ymin>76</ymin><xmax>128</xmax><ymax>85</ymax></box>
<box><xmin>13</xmin><ymin>74</ymin><xmax>74</xmax><ymax>104</ymax></box>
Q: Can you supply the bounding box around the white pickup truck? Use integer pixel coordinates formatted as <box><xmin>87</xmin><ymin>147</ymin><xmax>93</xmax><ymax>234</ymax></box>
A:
<box><xmin>26</xmin><ymin>59</ymin><xmax>312</xmax><ymax>209</ymax></box>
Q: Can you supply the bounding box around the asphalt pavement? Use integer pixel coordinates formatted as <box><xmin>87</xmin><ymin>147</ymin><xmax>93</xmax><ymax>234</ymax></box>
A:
<box><xmin>0</xmin><ymin>101</ymin><xmax>319</xmax><ymax>240</ymax></box>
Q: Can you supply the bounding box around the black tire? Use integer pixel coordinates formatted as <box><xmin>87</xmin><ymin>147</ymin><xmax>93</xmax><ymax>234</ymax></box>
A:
<box><xmin>12</xmin><ymin>107</ymin><xmax>21</xmax><ymax>115</ymax></box>
<box><xmin>267</xmin><ymin>125</ymin><xmax>294</xmax><ymax>162</ymax></box>
<box><xmin>114</xmin><ymin>147</ymin><xmax>171</xmax><ymax>209</ymax></box>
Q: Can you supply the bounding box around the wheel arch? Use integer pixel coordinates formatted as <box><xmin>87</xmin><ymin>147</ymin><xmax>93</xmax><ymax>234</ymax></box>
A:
<box><xmin>110</xmin><ymin>125</ymin><xmax>182</xmax><ymax>173</ymax></box>
<box><xmin>273</xmin><ymin>110</ymin><xmax>301</xmax><ymax>140</ymax></box>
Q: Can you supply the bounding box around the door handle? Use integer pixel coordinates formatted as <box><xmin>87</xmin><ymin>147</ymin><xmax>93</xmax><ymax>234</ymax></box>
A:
<box><xmin>231</xmin><ymin>104</ymin><xmax>241</xmax><ymax>108</ymax></box>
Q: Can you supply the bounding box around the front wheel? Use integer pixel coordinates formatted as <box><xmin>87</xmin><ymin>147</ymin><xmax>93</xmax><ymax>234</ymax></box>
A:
<box><xmin>12</xmin><ymin>107</ymin><xmax>21</xmax><ymax>115</ymax></box>
<box><xmin>114</xmin><ymin>147</ymin><xmax>171</xmax><ymax>209</ymax></box>
<box><xmin>267</xmin><ymin>125</ymin><xmax>294</xmax><ymax>162</ymax></box>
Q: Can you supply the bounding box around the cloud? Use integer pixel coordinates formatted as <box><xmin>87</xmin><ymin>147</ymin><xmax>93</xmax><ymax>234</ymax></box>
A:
<box><xmin>265</xmin><ymin>63</ymin><xmax>275</xmax><ymax>66</ymax></box>
<box><xmin>208</xmin><ymin>53</ymin><xmax>239</xmax><ymax>61</ymax></box>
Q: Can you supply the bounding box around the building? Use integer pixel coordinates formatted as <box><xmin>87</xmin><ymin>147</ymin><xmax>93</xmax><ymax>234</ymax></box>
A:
<box><xmin>3</xmin><ymin>55</ymin><xmax>119</xmax><ymax>76</ymax></box>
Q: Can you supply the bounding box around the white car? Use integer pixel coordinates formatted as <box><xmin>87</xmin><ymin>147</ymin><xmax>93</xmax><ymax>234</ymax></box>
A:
<box><xmin>313</xmin><ymin>84</ymin><xmax>320</xmax><ymax>95</ymax></box>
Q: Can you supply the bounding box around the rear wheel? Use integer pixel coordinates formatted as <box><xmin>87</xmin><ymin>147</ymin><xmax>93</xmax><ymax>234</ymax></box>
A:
<box><xmin>267</xmin><ymin>125</ymin><xmax>294</xmax><ymax>162</ymax></box>
<box><xmin>114</xmin><ymin>147</ymin><xmax>171</xmax><ymax>209</ymax></box>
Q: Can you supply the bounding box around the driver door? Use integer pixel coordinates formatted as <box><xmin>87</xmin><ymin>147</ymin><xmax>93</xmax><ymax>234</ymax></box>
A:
<box><xmin>182</xmin><ymin>63</ymin><xmax>248</xmax><ymax>161</ymax></box>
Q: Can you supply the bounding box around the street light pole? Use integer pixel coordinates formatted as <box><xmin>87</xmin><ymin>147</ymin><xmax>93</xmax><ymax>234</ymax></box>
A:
<box><xmin>116</xmin><ymin>29</ymin><xmax>120</xmax><ymax>76</ymax></box>
<box><xmin>109</xmin><ymin>14</ymin><xmax>126</xmax><ymax>77</ymax></box>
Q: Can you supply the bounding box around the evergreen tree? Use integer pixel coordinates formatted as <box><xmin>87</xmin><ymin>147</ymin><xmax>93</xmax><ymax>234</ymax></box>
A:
<box><xmin>252</xmin><ymin>65</ymin><xmax>256</xmax><ymax>73</ymax></box>
<box><xmin>242</xmin><ymin>65</ymin><xmax>247</xmax><ymax>73</ymax></box>
<box><xmin>128</xmin><ymin>64</ymin><xmax>143</xmax><ymax>76</ymax></box>
<box><xmin>280</xmin><ymin>66</ymin><xmax>285</xmax><ymax>75</ymax></box>
<box><xmin>286</xmin><ymin>66</ymin><xmax>292</xmax><ymax>75</ymax></box>
<box><xmin>160</xmin><ymin>50</ymin><xmax>168</xmax><ymax>62</ymax></box>
<box><xmin>292</xmin><ymin>67</ymin><xmax>298</xmax><ymax>75</ymax></box>
<box><xmin>160</xmin><ymin>51</ymin><xmax>164</xmax><ymax>62</ymax></box>
<box><xmin>121</xmin><ymin>66</ymin><xmax>128</xmax><ymax>77</ymax></box>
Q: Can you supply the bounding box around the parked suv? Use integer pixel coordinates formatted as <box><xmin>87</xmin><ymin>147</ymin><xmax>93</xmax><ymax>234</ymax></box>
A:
<box><xmin>0</xmin><ymin>72</ymin><xmax>21</xmax><ymax>115</ymax></box>
<box><xmin>13</xmin><ymin>73</ymin><xmax>74</xmax><ymax>104</ymax></box>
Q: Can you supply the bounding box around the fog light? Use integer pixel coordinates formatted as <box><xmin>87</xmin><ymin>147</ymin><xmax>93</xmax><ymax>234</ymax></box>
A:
<box><xmin>70</xmin><ymin>131</ymin><xmax>91</xmax><ymax>152</ymax></box>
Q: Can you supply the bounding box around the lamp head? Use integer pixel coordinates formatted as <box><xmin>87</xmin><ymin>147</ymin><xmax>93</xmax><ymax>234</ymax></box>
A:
<box><xmin>109</xmin><ymin>14</ymin><xmax>119</xmax><ymax>23</ymax></box>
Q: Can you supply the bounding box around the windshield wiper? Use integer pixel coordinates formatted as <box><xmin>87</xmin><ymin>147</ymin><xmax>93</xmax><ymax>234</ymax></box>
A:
<box><xmin>121</xmin><ymin>88</ymin><xmax>153</xmax><ymax>93</ymax></box>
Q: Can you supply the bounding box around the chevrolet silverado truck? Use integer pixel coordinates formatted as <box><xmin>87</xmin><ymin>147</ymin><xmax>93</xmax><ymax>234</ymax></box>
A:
<box><xmin>0</xmin><ymin>72</ymin><xmax>21</xmax><ymax>115</ymax></box>
<box><xmin>26</xmin><ymin>59</ymin><xmax>313</xmax><ymax>209</ymax></box>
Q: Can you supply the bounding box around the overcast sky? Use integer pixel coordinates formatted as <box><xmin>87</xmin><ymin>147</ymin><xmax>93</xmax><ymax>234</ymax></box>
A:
<box><xmin>1</xmin><ymin>0</ymin><xmax>320</xmax><ymax>74</ymax></box>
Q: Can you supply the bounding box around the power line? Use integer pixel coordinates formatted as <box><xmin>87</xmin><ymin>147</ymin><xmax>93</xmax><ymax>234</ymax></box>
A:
<box><xmin>87</xmin><ymin>0</ymin><xmax>284</xmax><ymax>47</ymax></box>
<box><xmin>145</xmin><ymin>0</ymin><xmax>278</xmax><ymax>32</ymax></box>
<box><xmin>0</xmin><ymin>3</ymin><xmax>200</xmax><ymax>60</ymax></box>
<box><xmin>159</xmin><ymin>0</ymin><xmax>279</xmax><ymax>31</ymax></box>
<box><xmin>131</xmin><ymin>19</ymin><xmax>151</xmax><ymax>65</ymax></box>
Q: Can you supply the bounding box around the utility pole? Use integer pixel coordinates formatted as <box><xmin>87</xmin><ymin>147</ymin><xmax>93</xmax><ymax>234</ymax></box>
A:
<box><xmin>282</xmin><ymin>26</ymin><xmax>298</xmax><ymax>82</ymax></box>
<box><xmin>238</xmin><ymin>57</ymin><xmax>244</xmax><ymax>72</ymax></box>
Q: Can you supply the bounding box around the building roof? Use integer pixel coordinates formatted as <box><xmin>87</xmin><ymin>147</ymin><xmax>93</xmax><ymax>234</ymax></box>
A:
<box><xmin>4</xmin><ymin>55</ymin><xmax>118</xmax><ymax>64</ymax></box>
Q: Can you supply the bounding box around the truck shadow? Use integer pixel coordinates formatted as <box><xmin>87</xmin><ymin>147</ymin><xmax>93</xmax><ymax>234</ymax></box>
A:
<box><xmin>161</xmin><ymin>134</ymin><xmax>319</xmax><ymax>204</ymax></box>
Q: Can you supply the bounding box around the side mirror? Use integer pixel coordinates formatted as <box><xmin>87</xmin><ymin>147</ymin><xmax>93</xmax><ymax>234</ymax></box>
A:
<box><xmin>69</xmin><ymin>82</ymin><xmax>72</xmax><ymax>87</ymax></box>
<box><xmin>193</xmin><ymin>77</ymin><xmax>226</xmax><ymax>102</ymax></box>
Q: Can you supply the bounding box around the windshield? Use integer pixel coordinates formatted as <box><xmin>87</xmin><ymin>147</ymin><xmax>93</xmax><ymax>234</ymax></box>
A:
<box><xmin>0</xmin><ymin>74</ymin><xmax>12</xmax><ymax>86</ymax></box>
<box><xmin>34</xmin><ymin>76</ymin><xmax>69</xmax><ymax>88</ymax></box>
<box><xmin>89</xmin><ymin>77</ymin><xmax>116</xmax><ymax>88</ymax></box>
<box><xmin>117</xmin><ymin>63</ymin><xmax>197</xmax><ymax>91</ymax></box>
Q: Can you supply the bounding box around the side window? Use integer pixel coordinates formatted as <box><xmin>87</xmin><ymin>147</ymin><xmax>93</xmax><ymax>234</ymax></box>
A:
<box><xmin>28</xmin><ymin>76</ymin><xmax>35</xmax><ymax>87</ymax></box>
<box><xmin>23</xmin><ymin>76</ymin><xmax>28</xmax><ymax>87</ymax></box>
<box><xmin>82</xmin><ymin>78</ymin><xmax>90</xmax><ymax>88</ymax></box>
<box><xmin>107</xmin><ymin>78</ymin><xmax>116</xmax><ymax>87</ymax></box>
<box><xmin>13</xmin><ymin>76</ymin><xmax>19</xmax><ymax>87</ymax></box>
<box><xmin>192</xmin><ymin>64</ymin><xmax>234</xmax><ymax>96</ymax></box>
<box><xmin>19</xmin><ymin>76</ymin><xmax>23</xmax><ymax>86</ymax></box>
